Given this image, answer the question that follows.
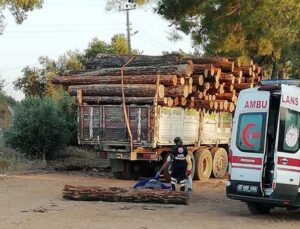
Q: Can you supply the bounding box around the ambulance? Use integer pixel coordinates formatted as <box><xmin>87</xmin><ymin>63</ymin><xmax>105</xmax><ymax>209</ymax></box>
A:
<box><xmin>227</xmin><ymin>80</ymin><xmax>300</xmax><ymax>214</ymax></box>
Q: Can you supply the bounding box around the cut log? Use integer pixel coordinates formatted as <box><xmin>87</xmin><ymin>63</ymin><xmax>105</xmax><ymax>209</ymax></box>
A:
<box><xmin>173</xmin><ymin>97</ymin><xmax>179</xmax><ymax>106</ymax></box>
<box><xmin>68</xmin><ymin>84</ymin><xmax>165</xmax><ymax>98</ymax></box>
<box><xmin>233</xmin><ymin>83</ymin><xmax>253</xmax><ymax>92</ymax></box>
<box><xmin>237</xmin><ymin>66</ymin><xmax>252</xmax><ymax>77</ymax></box>
<box><xmin>192</xmin><ymin>75</ymin><xmax>204</xmax><ymax>85</ymax></box>
<box><xmin>193</xmin><ymin>64</ymin><xmax>213</xmax><ymax>77</ymax></box>
<box><xmin>216</xmin><ymin>93</ymin><xmax>237</xmax><ymax>102</ymax></box>
<box><xmin>179</xmin><ymin>77</ymin><xmax>185</xmax><ymax>85</ymax></box>
<box><xmin>67</xmin><ymin>64</ymin><xmax>194</xmax><ymax>77</ymax></box>
<box><xmin>219</xmin><ymin>73</ymin><xmax>235</xmax><ymax>84</ymax></box>
<box><xmin>164</xmin><ymin>85</ymin><xmax>189</xmax><ymax>98</ymax></box>
<box><xmin>62</xmin><ymin>185</ymin><xmax>188</xmax><ymax>205</ymax></box>
<box><xmin>195</xmin><ymin>100</ymin><xmax>214</xmax><ymax>110</ymax></box>
<box><xmin>86</xmin><ymin>54</ymin><xmax>185</xmax><ymax>69</ymax></box>
<box><xmin>52</xmin><ymin>75</ymin><xmax>177</xmax><ymax>86</ymax></box>
<box><xmin>184</xmin><ymin>57</ymin><xmax>228</xmax><ymax>65</ymax></box>
<box><xmin>81</xmin><ymin>96</ymin><xmax>170</xmax><ymax>106</ymax></box>
<box><xmin>180</xmin><ymin>97</ymin><xmax>187</xmax><ymax>106</ymax></box>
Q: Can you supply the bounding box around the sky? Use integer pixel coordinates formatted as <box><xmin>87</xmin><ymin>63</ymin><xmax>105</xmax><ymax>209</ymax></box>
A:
<box><xmin>0</xmin><ymin>0</ymin><xmax>194</xmax><ymax>101</ymax></box>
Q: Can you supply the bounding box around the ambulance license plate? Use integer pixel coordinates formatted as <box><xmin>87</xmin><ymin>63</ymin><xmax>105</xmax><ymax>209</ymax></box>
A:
<box><xmin>237</xmin><ymin>184</ymin><xmax>258</xmax><ymax>193</ymax></box>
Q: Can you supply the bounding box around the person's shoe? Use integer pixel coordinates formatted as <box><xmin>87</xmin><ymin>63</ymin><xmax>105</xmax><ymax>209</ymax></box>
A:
<box><xmin>187</xmin><ymin>188</ymin><xmax>193</xmax><ymax>193</ymax></box>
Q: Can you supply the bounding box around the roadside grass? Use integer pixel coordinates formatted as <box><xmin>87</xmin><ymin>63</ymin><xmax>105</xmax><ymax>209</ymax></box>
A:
<box><xmin>0</xmin><ymin>141</ymin><xmax>47</xmax><ymax>174</ymax></box>
<box><xmin>47</xmin><ymin>146</ymin><xmax>111</xmax><ymax>171</ymax></box>
<box><xmin>0</xmin><ymin>141</ymin><xmax>110</xmax><ymax>174</ymax></box>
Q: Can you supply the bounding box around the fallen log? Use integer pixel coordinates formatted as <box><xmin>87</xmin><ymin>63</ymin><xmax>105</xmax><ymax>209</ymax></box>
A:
<box><xmin>62</xmin><ymin>185</ymin><xmax>188</xmax><ymax>205</ymax></box>
<box><xmin>52</xmin><ymin>75</ymin><xmax>177</xmax><ymax>86</ymax></box>
<box><xmin>68</xmin><ymin>84</ymin><xmax>165</xmax><ymax>98</ymax></box>
<box><xmin>67</xmin><ymin>64</ymin><xmax>194</xmax><ymax>77</ymax></box>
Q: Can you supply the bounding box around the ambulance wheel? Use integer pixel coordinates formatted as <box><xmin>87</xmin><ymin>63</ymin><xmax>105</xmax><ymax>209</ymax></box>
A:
<box><xmin>247</xmin><ymin>202</ymin><xmax>271</xmax><ymax>215</ymax></box>
<box><xmin>193</xmin><ymin>149</ymin><xmax>212</xmax><ymax>181</ymax></box>
<box><xmin>211</xmin><ymin>148</ymin><xmax>228</xmax><ymax>178</ymax></box>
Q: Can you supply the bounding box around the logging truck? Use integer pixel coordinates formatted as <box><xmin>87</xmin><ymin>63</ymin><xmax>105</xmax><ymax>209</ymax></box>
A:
<box><xmin>51</xmin><ymin>54</ymin><xmax>261</xmax><ymax>181</ymax></box>
<box><xmin>77</xmin><ymin>103</ymin><xmax>232</xmax><ymax>180</ymax></box>
<box><xmin>227</xmin><ymin>80</ymin><xmax>300</xmax><ymax>214</ymax></box>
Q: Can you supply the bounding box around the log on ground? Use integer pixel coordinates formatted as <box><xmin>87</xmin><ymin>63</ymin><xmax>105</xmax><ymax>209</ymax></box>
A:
<box><xmin>62</xmin><ymin>185</ymin><xmax>188</xmax><ymax>205</ymax></box>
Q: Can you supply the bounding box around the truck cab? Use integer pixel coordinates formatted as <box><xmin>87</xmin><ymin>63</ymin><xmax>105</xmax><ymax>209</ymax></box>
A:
<box><xmin>227</xmin><ymin>82</ymin><xmax>300</xmax><ymax>214</ymax></box>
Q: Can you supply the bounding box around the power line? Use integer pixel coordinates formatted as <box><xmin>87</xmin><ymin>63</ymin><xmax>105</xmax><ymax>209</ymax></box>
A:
<box><xmin>0</xmin><ymin>63</ymin><xmax>40</xmax><ymax>72</ymax></box>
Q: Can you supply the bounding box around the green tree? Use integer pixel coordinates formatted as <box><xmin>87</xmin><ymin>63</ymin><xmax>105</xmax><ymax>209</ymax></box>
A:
<box><xmin>84</xmin><ymin>34</ymin><xmax>138</xmax><ymax>58</ymax></box>
<box><xmin>156</xmin><ymin>0</ymin><xmax>300</xmax><ymax>78</ymax></box>
<box><xmin>4</xmin><ymin>97</ymin><xmax>67</xmax><ymax>160</ymax></box>
<box><xmin>0</xmin><ymin>0</ymin><xmax>43</xmax><ymax>34</ymax></box>
<box><xmin>14</xmin><ymin>51</ymin><xmax>84</xmax><ymax>98</ymax></box>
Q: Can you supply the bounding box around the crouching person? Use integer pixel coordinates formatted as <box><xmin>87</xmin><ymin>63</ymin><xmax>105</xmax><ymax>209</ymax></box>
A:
<box><xmin>158</xmin><ymin>137</ymin><xmax>192</xmax><ymax>192</ymax></box>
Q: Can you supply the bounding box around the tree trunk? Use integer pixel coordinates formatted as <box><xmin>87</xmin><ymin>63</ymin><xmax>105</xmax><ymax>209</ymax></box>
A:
<box><xmin>67</xmin><ymin>64</ymin><xmax>194</xmax><ymax>77</ymax></box>
<box><xmin>68</xmin><ymin>84</ymin><xmax>165</xmax><ymax>98</ymax></box>
<box><xmin>52</xmin><ymin>75</ymin><xmax>177</xmax><ymax>86</ymax></box>
<box><xmin>62</xmin><ymin>185</ymin><xmax>188</xmax><ymax>205</ymax></box>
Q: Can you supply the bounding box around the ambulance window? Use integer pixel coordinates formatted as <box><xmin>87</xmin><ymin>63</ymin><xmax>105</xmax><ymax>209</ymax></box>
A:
<box><xmin>236</xmin><ymin>113</ymin><xmax>266</xmax><ymax>153</ymax></box>
<box><xmin>277</xmin><ymin>108</ymin><xmax>300</xmax><ymax>153</ymax></box>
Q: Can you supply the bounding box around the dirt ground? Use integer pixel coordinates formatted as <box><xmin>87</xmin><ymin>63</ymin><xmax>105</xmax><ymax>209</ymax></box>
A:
<box><xmin>0</xmin><ymin>173</ymin><xmax>299</xmax><ymax>229</ymax></box>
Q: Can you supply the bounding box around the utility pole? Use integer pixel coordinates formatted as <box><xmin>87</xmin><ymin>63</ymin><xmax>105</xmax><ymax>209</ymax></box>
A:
<box><xmin>126</xmin><ymin>9</ymin><xmax>131</xmax><ymax>54</ymax></box>
<box><xmin>119</xmin><ymin>0</ymin><xmax>136</xmax><ymax>54</ymax></box>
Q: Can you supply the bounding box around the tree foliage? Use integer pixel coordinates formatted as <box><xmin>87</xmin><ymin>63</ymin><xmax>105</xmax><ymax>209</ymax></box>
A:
<box><xmin>84</xmin><ymin>34</ymin><xmax>138</xmax><ymax>59</ymax></box>
<box><xmin>156</xmin><ymin>0</ymin><xmax>300</xmax><ymax>78</ymax></box>
<box><xmin>4</xmin><ymin>97</ymin><xmax>67</xmax><ymax>160</ymax></box>
<box><xmin>0</xmin><ymin>0</ymin><xmax>43</xmax><ymax>34</ymax></box>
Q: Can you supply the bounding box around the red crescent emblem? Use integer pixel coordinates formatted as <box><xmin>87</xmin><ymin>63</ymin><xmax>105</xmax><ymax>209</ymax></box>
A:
<box><xmin>242</xmin><ymin>123</ymin><xmax>256</xmax><ymax>147</ymax></box>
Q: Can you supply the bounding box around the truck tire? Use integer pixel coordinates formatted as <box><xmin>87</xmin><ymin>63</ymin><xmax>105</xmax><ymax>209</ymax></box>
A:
<box><xmin>121</xmin><ymin>161</ymin><xmax>140</xmax><ymax>180</ymax></box>
<box><xmin>246</xmin><ymin>202</ymin><xmax>271</xmax><ymax>215</ymax></box>
<box><xmin>193</xmin><ymin>149</ymin><xmax>212</xmax><ymax>181</ymax></box>
<box><xmin>112</xmin><ymin>172</ymin><xmax>123</xmax><ymax>179</ymax></box>
<box><xmin>211</xmin><ymin>147</ymin><xmax>228</xmax><ymax>178</ymax></box>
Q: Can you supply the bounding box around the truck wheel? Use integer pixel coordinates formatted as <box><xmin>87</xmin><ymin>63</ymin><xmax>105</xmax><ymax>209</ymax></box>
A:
<box><xmin>211</xmin><ymin>148</ymin><xmax>228</xmax><ymax>178</ymax></box>
<box><xmin>247</xmin><ymin>202</ymin><xmax>271</xmax><ymax>215</ymax></box>
<box><xmin>121</xmin><ymin>161</ymin><xmax>139</xmax><ymax>180</ymax></box>
<box><xmin>193</xmin><ymin>149</ymin><xmax>212</xmax><ymax>181</ymax></box>
<box><xmin>112</xmin><ymin>172</ymin><xmax>123</xmax><ymax>179</ymax></box>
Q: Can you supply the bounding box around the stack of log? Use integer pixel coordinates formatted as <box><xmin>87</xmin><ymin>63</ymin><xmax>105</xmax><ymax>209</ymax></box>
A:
<box><xmin>52</xmin><ymin>54</ymin><xmax>263</xmax><ymax>113</ymax></box>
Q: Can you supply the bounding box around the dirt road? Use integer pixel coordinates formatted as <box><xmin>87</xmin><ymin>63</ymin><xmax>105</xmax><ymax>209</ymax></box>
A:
<box><xmin>0</xmin><ymin>173</ymin><xmax>299</xmax><ymax>229</ymax></box>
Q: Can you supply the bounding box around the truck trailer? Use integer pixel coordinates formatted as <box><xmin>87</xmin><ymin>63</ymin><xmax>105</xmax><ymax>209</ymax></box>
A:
<box><xmin>78</xmin><ymin>104</ymin><xmax>232</xmax><ymax>180</ymax></box>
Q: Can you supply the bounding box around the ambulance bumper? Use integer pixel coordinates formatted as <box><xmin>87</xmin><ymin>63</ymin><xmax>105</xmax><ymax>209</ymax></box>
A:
<box><xmin>227</xmin><ymin>193</ymin><xmax>296</xmax><ymax>207</ymax></box>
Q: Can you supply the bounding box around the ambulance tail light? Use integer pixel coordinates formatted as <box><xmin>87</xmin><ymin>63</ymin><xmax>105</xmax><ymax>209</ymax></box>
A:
<box><xmin>228</xmin><ymin>149</ymin><xmax>233</xmax><ymax>180</ymax></box>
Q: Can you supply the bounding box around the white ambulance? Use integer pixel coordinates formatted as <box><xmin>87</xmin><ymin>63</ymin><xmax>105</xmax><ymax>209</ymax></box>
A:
<box><xmin>227</xmin><ymin>80</ymin><xmax>300</xmax><ymax>214</ymax></box>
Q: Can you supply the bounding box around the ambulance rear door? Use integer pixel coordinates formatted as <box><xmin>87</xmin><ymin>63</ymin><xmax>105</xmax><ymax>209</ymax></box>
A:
<box><xmin>229</xmin><ymin>89</ymin><xmax>270</xmax><ymax>196</ymax></box>
<box><xmin>273</xmin><ymin>85</ymin><xmax>300</xmax><ymax>201</ymax></box>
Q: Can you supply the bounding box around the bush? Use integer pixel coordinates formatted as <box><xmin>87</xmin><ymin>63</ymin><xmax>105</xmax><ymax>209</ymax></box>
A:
<box><xmin>4</xmin><ymin>97</ymin><xmax>68</xmax><ymax>160</ymax></box>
